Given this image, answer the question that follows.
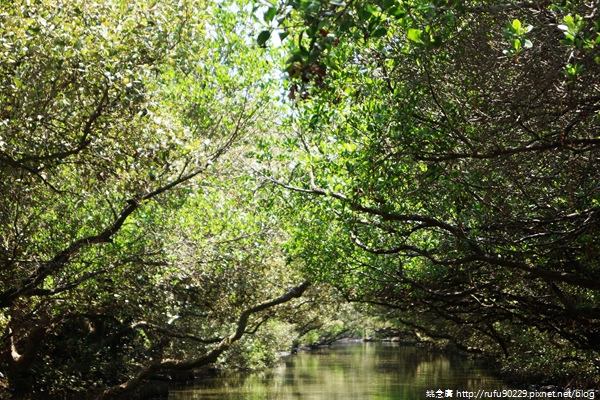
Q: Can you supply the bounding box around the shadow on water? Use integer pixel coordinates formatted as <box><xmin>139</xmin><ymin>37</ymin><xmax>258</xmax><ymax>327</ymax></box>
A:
<box><xmin>169</xmin><ymin>342</ymin><xmax>513</xmax><ymax>400</ymax></box>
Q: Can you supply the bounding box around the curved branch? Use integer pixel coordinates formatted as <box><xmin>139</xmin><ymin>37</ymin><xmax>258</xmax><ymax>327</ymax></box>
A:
<box><xmin>414</xmin><ymin>138</ymin><xmax>600</xmax><ymax>162</ymax></box>
<box><xmin>0</xmin><ymin>162</ymin><xmax>212</xmax><ymax>309</ymax></box>
<box><xmin>96</xmin><ymin>281</ymin><xmax>310</xmax><ymax>400</ymax></box>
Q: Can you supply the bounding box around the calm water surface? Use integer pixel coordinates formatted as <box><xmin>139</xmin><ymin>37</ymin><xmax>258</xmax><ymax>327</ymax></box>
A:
<box><xmin>169</xmin><ymin>342</ymin><xmax>513</xmax><ymax>400</ymax></box>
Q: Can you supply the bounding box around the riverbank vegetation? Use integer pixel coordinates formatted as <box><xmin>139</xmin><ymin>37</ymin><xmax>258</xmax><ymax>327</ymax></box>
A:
<box><xmin>0</xmin><ymin>1</ymin><xmax>312</xmax><ymax>398</ymax></box>
<box><xmin>262</xmin><ymin>0</ymin><xmax>600</xmax><ymax>389</ymax></box>
<box><xmin>1</xmin><ymin>0</ymin><xmax>599</xmax><ymax>398</ymax></box>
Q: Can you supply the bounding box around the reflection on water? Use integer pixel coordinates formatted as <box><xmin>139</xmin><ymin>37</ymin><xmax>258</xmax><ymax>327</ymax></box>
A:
<box><xmin>169</xmin><ymin>342</ymin><xmax>513</xmax><ymax>400</ymax></box>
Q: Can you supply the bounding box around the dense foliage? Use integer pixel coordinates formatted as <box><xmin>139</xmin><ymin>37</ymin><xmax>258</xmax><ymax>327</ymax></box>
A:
<box><xmin>0</xmin><ymin>1</ymin><xmax>315</xmax><ymax>398</ymax></box>
<box><xmin>258</xmin><ymin>0</ymin><xmax>600</xmax><ymax>387</ymax></box>
<box><xmin>2</xmin><ymin>0</ymin><xmax>600</xmax><ymax>397</ymax></box>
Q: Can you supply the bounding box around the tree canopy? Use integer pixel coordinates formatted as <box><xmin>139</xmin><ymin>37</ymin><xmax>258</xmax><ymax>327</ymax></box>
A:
<box><xmin>258</xmin><ymin>0</ymin><xmax>600</xmax><ymax>387</ymax></box>
<box><xmin>0</xmin><ymin>0</ymin><xmax>315</xmax><ymax>398</ymax></box>
<box><xmin>1</xmin><ymin>0</ymin><xmax>600</xmax><ymax>397</ymax></box>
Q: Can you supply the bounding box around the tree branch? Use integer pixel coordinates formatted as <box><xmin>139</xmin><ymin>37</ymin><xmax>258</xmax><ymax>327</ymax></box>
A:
<box><xmin>96</xmin><ymin>281</ymin><xmax>310</xmax><ymax>400</ymax></box>
<box><xmin>0</xmin><ymin>162</ymin><xmax>213</xmax><ymax>309</ymax></box>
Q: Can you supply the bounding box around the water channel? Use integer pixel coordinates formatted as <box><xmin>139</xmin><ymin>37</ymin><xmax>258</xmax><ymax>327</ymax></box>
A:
<box><xmin>169</xmin><ymin>342</ymin><xmax>514</xmax><ymax>400</ymax></box>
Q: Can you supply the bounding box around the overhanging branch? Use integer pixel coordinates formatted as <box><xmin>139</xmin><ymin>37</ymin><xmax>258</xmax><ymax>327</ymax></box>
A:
<box><xmin>96</xmin><ymin>281</ymin><xmax>311</xmax><ymax>400</ymax></box>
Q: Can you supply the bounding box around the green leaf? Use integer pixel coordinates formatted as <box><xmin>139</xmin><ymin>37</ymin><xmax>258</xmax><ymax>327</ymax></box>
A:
<box><xmin>279</xmin><ymin>30</ymin><xmax>289</xmax><ymax>41</ymax></box>
<box><xmin>563</xmin><ymin>15</ymin><xmax>574</xmax><ymax>28</ymax></box>
<box><xmin>358</xmin><ymin>6</ymin><xmax>373</xmax><ymax>22</ymax></box>
<box><xmin>257</xmin><ymin>30</ymin><xmax>271</xmax><ymax>47</ymax></box>
<box><xmin>387</xmin><ymin>5</ymin><xmax>405</xmax><ymax>19</ymax></box>
<box><xmin>364</xmin><ymin>4</ymin><xmax>378</xmax><ymax>14</ymax></box>
<box><xmin>372</xmin><ymin>27</ymin><xmax>387</xmax><ymax>38</ymax></box>
<box><xmin>13</xmin><ymin>76</ymin><xmax>24</xmax><ymax>89</ymax></box>
<box><xmin>407</xmin><ymin>28</ymin><xmax>423</xmax><ymax>43</ymax></box>
<box><xmin>382</xmin><ymin>0</ymin><xmax>396</xmax><ymax>10</ymax></box>
<box><xmin>513</xmin><ymin>38</ymin><xmax>521</xmax><ymax>51</ymax></box>
<box><xmin>264</xmin><ymin>7</ymin><xmax>277</xmax><ymax>24</ymax></box>
<box><xmin>512</xmin><ymin>19</ymin><xmax>521</xmax><ymax>31</ymax></box>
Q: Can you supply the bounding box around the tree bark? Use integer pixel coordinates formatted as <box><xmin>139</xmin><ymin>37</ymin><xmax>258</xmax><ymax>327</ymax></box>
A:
<box><xmin>7</xmin><ymin>319</ymin><xmax>49</xmax><ymax>397</ymax></box>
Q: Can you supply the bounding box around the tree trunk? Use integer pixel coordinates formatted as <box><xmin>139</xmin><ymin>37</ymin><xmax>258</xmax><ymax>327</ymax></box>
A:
<box><xmin>7</xmin><ymin>321</ymin><xmax>48</xmax><ymax>398</ymax></box>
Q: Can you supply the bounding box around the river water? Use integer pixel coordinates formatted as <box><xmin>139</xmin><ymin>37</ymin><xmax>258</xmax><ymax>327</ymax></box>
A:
<box><xmin>169</xmin><ymin>342</ymin><xmax>514</xmax><ymax>400</ymax></box>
